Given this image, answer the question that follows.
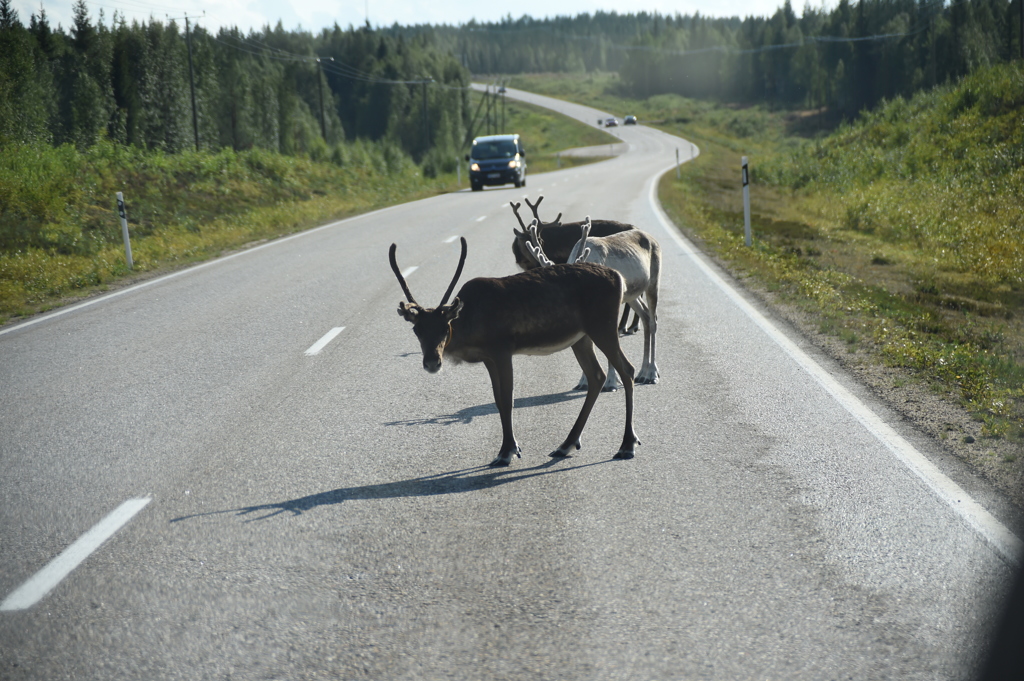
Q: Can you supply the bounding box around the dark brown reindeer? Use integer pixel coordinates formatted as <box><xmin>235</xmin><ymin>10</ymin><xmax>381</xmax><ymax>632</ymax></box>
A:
<box><xmin>510</xmin><ymin>196</ymin><xmax>641</xmax><ymax>335</ymax></box>
<box><xmin>390</xmin><ymin>237</ymin><xmax>640</xmax><ymax>467</ymax></box>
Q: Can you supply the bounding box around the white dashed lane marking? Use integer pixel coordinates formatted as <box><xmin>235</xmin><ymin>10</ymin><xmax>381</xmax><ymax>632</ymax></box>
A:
<box><xmin>1</xmin><ymin>497</ymin><xmax>151</xmax><ymax>611</ymax></box>
<box><xmin>305</xmin><ymin>327</ymin><xmax>346</xmax><ymax>356</ymax></box>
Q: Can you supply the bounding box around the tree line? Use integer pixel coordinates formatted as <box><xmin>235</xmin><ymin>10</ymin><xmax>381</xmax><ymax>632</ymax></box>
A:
<box><xmin>3</xmin><ymin>0</ymin><xmax>1021</xmax><ymax>160</ymax></box>
<box><xmin>398</xmin><ymin>0</ymin><xmax>1022</xmax><ymax>118</ymax></box>
<box><xmin>0</xmin><ymin>0</ymin><xmax>473</xmax><ymax>173</ymax></box>
<box><xmin>616</xmin><ymin>0</ymin><xmax>1021</xmax><ymax>117</ymax></box>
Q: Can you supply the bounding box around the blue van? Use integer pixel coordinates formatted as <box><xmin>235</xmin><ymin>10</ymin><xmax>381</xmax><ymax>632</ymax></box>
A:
<box><xmin>468</xmin><ymin>134</ymin><xmax>527</xmax><ymax>191</ymax></box>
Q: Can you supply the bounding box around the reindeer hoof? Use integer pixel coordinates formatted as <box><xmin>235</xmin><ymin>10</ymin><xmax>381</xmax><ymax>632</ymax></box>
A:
<box><xmin>601</xmin><ymin>384</ymin><xmax>621</xmax><ymax>393</ymax></box>
<box><xmin>550</xmin><ymin>439</ymin><xmax>581</xmax><ymax>458</ymax></box>
<box><xmin>490</xmin><ymin>444</ymin><xmax>521</xmax><ymax>467</ymax></box>
<box><xmin>614</xmin><ymin>436</ymin><xmax>639</xmax><ymax>459</ymax></box>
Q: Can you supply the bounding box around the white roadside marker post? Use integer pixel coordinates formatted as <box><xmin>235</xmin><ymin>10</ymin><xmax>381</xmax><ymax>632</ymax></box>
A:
<box><xmin>116</xmin><ymin>192</ymin><xmax>133</xmax><ymax>270</ymax></box>
<box><xmin>742</xmin><ymin>156</ymin><xmax>752</xmax><ymax>247</ymax></box>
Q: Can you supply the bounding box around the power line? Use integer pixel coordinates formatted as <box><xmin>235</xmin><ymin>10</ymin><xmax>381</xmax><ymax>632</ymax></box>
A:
<box><xmin>212</xmin><ymin>31</ymin><xmax>464</xmax><ymax>88</ymax></box>
<box><xmin>458</xmin><ymin>0</ymin><xmax>965</xmax><ymax>62</ymax></box>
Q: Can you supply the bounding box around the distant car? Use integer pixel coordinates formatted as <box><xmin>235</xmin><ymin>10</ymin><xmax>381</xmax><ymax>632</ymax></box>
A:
<box><xmin>624</xmin><ymin>115</ymin><xmax>637</xmax><ymax>125</ymax></box>
<box><xmin>605</xmin><ymin>118</ymin><xmax>619</xmax><ymax>127</ymax></box>
<box><xmin>467</xmin><ymin>134</ymin><xmax>527</xmax><ymax>191</ymax></box>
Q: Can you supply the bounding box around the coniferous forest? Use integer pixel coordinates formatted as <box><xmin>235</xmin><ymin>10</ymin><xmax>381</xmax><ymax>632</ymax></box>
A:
<box><xmin>421</xmin><ymin>0</ymin><xmax>1022</xmax><ymax>116</ymax></box>
<box><xmin>0</xmin><ymin>0</ymin><xmax>472</xmax><ymax>168</ymax></box>
<box><xmin>2</xmin><ymin>0</ymin><xmax>1021</xmax><ymax>160</ymax></box>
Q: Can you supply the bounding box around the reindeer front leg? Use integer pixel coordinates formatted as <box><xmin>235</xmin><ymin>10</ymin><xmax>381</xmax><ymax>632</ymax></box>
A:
<box><xmin>483</xmin><ymin>355</ymin><xmax>521</xmax><ymax>467</ymax></box>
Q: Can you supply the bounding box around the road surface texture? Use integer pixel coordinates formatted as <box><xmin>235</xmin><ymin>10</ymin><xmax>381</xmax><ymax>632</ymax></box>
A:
<box><xmin>1</xmin><ymin>86</ymin><xmax>1021</xmax><ymax>680</ymax></box>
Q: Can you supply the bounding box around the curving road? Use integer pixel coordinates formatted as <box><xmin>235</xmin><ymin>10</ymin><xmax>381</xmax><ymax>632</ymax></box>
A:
<box><xmin>1</xmin><ymin>86</ymin><xmax>1020</xmax><ymax>680</ymax></box>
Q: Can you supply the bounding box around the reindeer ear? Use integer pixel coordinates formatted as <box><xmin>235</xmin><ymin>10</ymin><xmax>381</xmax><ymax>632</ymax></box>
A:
<box><xmin>398</xmin><ymin>301</ymin><xmax>421</xmax><ymax>323</ymax></box>
<box><xmin>443</xmin><ymin>298</ymin><xmax>463</xmax><ymax>321</ymax></box>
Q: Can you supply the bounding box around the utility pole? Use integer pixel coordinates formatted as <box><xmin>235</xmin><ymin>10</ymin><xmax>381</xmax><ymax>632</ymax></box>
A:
<box><xmin>169</xmin><ymin>12</ymin><xmax>204</xmax><ymax>150</ymax></box>
<box><xmin>482</xmin><ymin>85</ymin><xmax>494</xmax><ymax>135</ymax></box>
<box><xmin>493</xmin><ymin>83</ymin><xmax>500</xmax><ymax>133</ymax></box>
<box><xmin>464</xmin><ymin>85</ymin><xmax>489</xmax><ymax>146</ymax></box>
<box><xmin>184</xmin><ymin>16</ymin><xmax>199</xmax><ymax>151</ymax></box>
<box><xmin>315</xmin><ymin>58</ymin><xmax>327</xmax><ymax>140</ymax></box>
<box><xmin>482</xmin><ymin>85</ymin><xmax>490</xmax><ymax>135</ymax></box>
<box><xmin>421</xmin><ymin>79</ymin><xmax>432</xmax><ymax>151</ymax></box>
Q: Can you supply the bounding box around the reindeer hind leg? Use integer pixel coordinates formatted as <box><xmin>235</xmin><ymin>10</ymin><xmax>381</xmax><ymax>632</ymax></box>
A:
<box><xmin>553</xmin><ymin>338</ymin><xmax>607</xmax><ymax>458</ymax></box>
<box><xmin>635</xmin><ymin>284</ymin><xmax>660</xmax><ymax>385</ymax></box>
<box><xmin>628</xmin><ymin>310</ymin><xmax>641</xmax><ymax>334</ymax></box>
<box><xmin>589</xmin><ymin>327</ymin><xmax>640</xmax><ymax>460</ymax></box>
<box><xmin>618</xmin><ymin>305</ymin><xmax>634</xmax><ymax>335</ymax></box>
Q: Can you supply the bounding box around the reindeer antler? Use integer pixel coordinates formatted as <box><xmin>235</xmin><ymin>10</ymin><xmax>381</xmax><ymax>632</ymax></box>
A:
<box><xmin>509</xmin><ymin>201</ymin><xmax>530</xmax><ymax>233</ymax></box>
<box><xmin>389</xmin><ymin>243</ymin><xmax>418</xmax><ymax>305</ymax></box>
<box><xmin>390</xmin><ymin>237</ymin><xmax>467</xmax><ymax>307</ymax></box>
<box><xmin>525</xmin><ymin>220</ymin><xmax>554</xmax><ymax>267</ymax></box>
<box><xmin>567</xmin><ymin>217</ymin><xmax>592</xmax><ymax>264</ymax></box>
<box><xmin>525</xmin><ymin>195</ymin><xmax>561</xmax><ymax>226</ymax></box>
<box><xmin>438</xmin><ymin>237</ymin><xmax>468</xmax><ymax>306</ymax></box>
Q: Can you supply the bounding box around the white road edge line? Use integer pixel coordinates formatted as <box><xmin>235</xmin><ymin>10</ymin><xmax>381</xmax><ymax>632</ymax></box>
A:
<box><xmin>444</xmin><ymin>235</ymin><xmax>459</xmax><ymax>243</ymax></box>
<box><xmin>647</xmin><ymin>165</ymin><xmax>1023</xmax><ymax>567</ymax></box>
<box><xmin>1</xmin><ymin>497</ymin><xmax>152</xmax><ymax>611</ymax></box>
<box><xmin>401</xmin><ymin>266</ymin><xmax>418</xmax><ymax>279</ymax></box>
<box><xmin>305</xmin><ymin>327</ymin><xmax>345</xmax><ymax>356</ymax></box>
<box><xmin>476</xmin><ymin>216</ymin><xmax>487</xmax><ymax>222</ymax></box>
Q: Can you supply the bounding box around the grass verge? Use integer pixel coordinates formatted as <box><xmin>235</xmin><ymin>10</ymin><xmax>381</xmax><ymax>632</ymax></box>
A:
<box><xmin>0</xmin><ymin>96</ymin><xmax>612</xmax><ymax>324</ymax></box>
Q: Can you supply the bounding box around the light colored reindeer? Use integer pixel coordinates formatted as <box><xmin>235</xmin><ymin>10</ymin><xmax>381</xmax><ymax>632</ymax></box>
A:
<box><xmin>510</xmin><ymin>196</ymin><xmax>641</xmax><ymax>335</ymax></box>
<box><xmin>525</xmin><ymin>217</ymin><xmax>661</xmax><ymax>391</ymax></box>
<box><xmin>390</xmin><ymin>237</ymin><xmax>640</xmax><ymax>467</ymax></box>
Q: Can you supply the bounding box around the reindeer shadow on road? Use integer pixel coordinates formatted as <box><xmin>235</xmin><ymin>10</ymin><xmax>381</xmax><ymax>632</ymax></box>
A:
<box><xmin>170</xmin><ymin>457</ymin><xmax>608</xmax><ymax>523</ymax></box>
<box><xmin>383</xmin><ymin>390</ymin><xmax>584</xmax><ymax>427</ymax></box>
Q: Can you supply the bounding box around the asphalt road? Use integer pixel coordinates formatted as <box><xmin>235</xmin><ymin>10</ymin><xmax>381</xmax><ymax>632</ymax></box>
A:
<box><xmin>1</xmin><ymin>86</ymin><xmax>1021</xmax><ymax>680</ymax></box>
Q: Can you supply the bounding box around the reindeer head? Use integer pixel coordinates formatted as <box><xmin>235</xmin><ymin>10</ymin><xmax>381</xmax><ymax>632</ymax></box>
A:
<box><xmin>389</xmin><ymin>238</ymin><xmax>467</xmax><ymax>373</ymax></box>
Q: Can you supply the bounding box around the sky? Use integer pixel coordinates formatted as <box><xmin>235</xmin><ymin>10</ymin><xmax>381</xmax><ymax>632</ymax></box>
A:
<box><xmin>17</xmin><ymin>0</ymin><xmax>814</xmax><ymax>35</ymax></box>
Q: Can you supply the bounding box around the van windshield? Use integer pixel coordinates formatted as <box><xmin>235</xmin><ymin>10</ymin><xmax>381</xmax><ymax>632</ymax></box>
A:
<box><xmin>472</xmin><ymin>140</ymin><xmax>518</xmax><ymax>160</ymax></box>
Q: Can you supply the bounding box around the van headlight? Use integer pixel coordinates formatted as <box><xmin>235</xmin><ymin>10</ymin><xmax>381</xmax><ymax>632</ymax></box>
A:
<box><xmin>508</xmin><ymin>160</ymin><xmax>519</xmax><ymax>168</ymax></box>
<box><xmin>470</xmin><ymin>163</ymin><xmax>480</xmax><ymax>171</ymax></box>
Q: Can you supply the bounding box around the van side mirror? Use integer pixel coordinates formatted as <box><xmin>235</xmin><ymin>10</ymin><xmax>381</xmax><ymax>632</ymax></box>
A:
<box><xmin>464</xmin><ymin>154</ymin><xmax>470</xmax><ymax>162</ymax></box>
